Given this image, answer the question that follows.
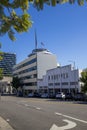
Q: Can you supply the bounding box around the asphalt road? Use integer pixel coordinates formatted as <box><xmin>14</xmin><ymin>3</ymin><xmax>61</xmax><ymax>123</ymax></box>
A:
<box><xmin>0</xmin><ymin>96</ymin><xmax>87</xmax><ymax>130</ymax></box>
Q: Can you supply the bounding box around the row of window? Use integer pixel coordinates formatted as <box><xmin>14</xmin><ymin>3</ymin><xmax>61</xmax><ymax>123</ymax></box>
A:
<box><xmin>14</xmin><ymin>66</ymin><xmax>37</xmax><ymax>75</ymax></box>
<box><xmin>22</xmin><ymin>82</ymin><xmax>37</xmax><ymax>86</ymax></box>
<box><xmin>48</xmin><ymin>73</ymin><xmax>68</xmax><ymax>80</ymax></box>
<box><xmin>20</xmin><ymin>74</ymin><xmax>37</xmax><ymax>81</ymax></box>
<box><xmin>14</xmin><ymin>58</ymin><xmax>37</xmax><ymax>71</ymax></box>
<box><xmin>19</xmin><ymin>66</ymin><xmax>37</xmax><ymax>75</ymax></box>
<box><xmin>48</xmin><ymin>82</ymin><xmax>78</xmax><ymax>86</ymax></box>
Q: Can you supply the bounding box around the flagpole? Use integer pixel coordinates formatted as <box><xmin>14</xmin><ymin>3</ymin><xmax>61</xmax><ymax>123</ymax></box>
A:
<box><xmin>41</xmin><ymin>42</ymin><xmax>45</xmax><ymax>48</ymax></box>
<box><xmin>35</xmin><ymin>29</ymin><xmax>37</xmax><ymax>49</ymax></box>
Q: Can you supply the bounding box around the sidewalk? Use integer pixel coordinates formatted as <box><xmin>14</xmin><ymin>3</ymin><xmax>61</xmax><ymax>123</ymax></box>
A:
<box><xmin>0</xmin><ymin>116</ymin><xmax>14</xmax><ymax>130</ymax></box>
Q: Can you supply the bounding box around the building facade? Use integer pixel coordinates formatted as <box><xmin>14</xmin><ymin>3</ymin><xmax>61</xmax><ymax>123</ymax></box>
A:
<box><xmin>38</xmin><ymin>65</ymin><xmax>82</xmax><ymax>95</ymax></box>
<box><xmin>13</xmin><ymin>48</ymin><xmax>58</xmax><ymax>94</ymax></box>
<box><xmin>0</xmin><ymin>76</ymin><xmax>12</xmax><ymax>94</ymax></box>
<box><xmin>0</xmin><ymin>52</ymin><xmax>16</xmax><ymax>76</ymax></box>
<box><xmin>0</xmin><ymin>52</ymin><xmax>16</xmax><ymax>94</ymax></box>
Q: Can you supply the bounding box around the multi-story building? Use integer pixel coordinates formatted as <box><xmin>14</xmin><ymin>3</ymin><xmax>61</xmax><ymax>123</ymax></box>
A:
<box><xmin>0</xmin><ymin>52</ymin><xmax>16</xmax><ymax>94</ymax></box>
<box><xmin>0</xmin><ymin>76</ymin><xmax>12</xmax><ymax>94</ymax></box>
<box><xmin>38</xmin><ymin>65</ymin><xmax>82</xmax><ymax>94</ymax></box>
<box><xmin>13</xmin><ymin>48</ymin><xmax>58</xmax><ymax>94</ymax></box>
<box><xmin>0</xmin><ymin>52</ymin><xmax>16</xmax><ymax>76</ymax></box>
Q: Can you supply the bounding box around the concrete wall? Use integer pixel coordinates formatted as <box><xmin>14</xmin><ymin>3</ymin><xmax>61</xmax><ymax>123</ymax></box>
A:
<box><xmin>37</xmin><ymin>51</ymin><xmax>57</xmax><ymax>79</ymax></box>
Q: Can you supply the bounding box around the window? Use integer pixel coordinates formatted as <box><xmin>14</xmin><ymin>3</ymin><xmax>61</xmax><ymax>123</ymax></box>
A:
<box><xmin>48</xmin><ymin>76</ymin><xmax>50</xmax><ymax>80</ymax></box>
<box><xmin>15</xmin><ymin>58</ymin><xmax>37</xmax><ymax>70</ymax></box>
<box><xmin>48</xmin><ymin>83</ymin><xmax>53</xmax><ymax>86</ymax></box>
<box><xmin>62</xmin><ymin>82</ymin><xmax>68</xmax><ymax>85</ymax></box>
<box><xmin>51</xmin><ymin>75</ymin><xmax>53</xmax><ymax>80</ymax></box>
<box><xmin>70</xmin><ymin>82</ymin><xmax>78</xmax><ymax>85</ymax></box>
<box><xmin>54</xmin><ymin>83</ymin><xmax>60</xmax><ymax>86</ymax></box>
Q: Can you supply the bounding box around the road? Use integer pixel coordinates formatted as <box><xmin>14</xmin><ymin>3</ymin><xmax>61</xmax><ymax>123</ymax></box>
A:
<box><xmin>0</xmin><ymin>96</ymin><xmax>87</xmax><ymax>130</ymax></box>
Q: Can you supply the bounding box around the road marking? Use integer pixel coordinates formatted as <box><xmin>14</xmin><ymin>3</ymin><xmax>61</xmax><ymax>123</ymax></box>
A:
<box><xmin>17</xmin><ymin>102</ymin><xmax>42</xmax><ymax>111</ymax></box>
<box><xmin>36</xmin><ymin>107</ymin><xmax>41</xmax><ymax>110</ymax></box>
<box><xmin>25</xmin><ymin>104</ymin><xmax>29</xmax><ymax>107</ymax></box>
<box><xmin>55</xmin><ymin>112</ymin><xmax>87</xmax><ymax>124</ymax></box>
<box><xmin>50</xmin><ymin>119</ymin><xmax>77</xmax><ymax>130</ymax></box>
<box><xmin>50</xmin><ymin>124</ymin><xmax>59</xmax><ymax>130</ymax></box>
<box><xmin>55</xmin><ymin>112</ymin><xmax>62</xmax><ymax>116</ymax></box>
<box><xmin>22</xmin><ymin>103</ymin><xmax>41</xmax><ymax>110</ymax></box>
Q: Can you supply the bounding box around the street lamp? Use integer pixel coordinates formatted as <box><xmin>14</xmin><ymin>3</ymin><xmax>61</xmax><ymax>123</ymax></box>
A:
<box><xmin>68</xmin><ymin>60</ymin><xmax>77</xmax><ymax>94</ymax></box>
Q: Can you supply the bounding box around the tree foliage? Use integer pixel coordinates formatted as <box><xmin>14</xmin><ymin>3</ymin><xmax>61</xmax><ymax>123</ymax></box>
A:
<box><xmin>31</xmin><ymin>0</ymin><xmax>87</xmax><ymax>10</ymax></box>
<box><xmin>0</xmin><ymin>0</ymin><xmax>87</xmax><ymax>41</ymax></box>
<box><xmin>0</xmin><ymin>68</ymin><xmax>3</xmax><ymax>80</ymax></box>
<box><xmin>80</xmin><ymin>69</ymin><xmax>87</xmax><ymax>93</ymax></box>
<box><xmin>0</xmin><ymin>0</ymin><xmax>32</xmax><ymax>41</ymax></box>
<box><xmin>11</xmin><ymin>77</ymin><xmax>21</xmax><ymax>90</ymax></box>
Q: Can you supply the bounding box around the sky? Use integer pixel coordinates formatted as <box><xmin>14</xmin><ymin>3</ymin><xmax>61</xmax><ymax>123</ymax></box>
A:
<box><xmin>1</xmin><ymin>2</ymin><xmax>87</xmax><ymax>70</ymax></box>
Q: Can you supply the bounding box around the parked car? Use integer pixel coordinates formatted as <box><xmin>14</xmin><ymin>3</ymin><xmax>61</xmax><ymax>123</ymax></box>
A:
<box><xmin>48</xmin><ymin>93</ymin><xmax>55</xmax><ymax>99</ymax></box>
<box><xmin>17</xmin><ymin>91</ymin><xmax>23</xmax><ymax>97</ymax></box>
<box><xmin>65</xmin><ymin>93</ymin><xmax>74</xmax><ymax>100</ymax></box>
<box><xmin>56</xmin><ymin>92</ymin><xmax>65</xmax><ymax>100</ymax></box>
<box><xmin>33</xmin><ymin>92</ymin><xmax>41</xmax><ymax>98</ymax></box>
<box><xmin>73</xmin><ymin>93</ymin><xmax>86</xmax><ymax>101</ymax></box>
<box><xmin>41</xmin><ymin>93</ymin><xmax>49</xmax><ymax>98</ymax></box>
<box><xmin>28</xmin><ymin>93</ymin><xmax>34</xmax><ymax>97</ymax></box>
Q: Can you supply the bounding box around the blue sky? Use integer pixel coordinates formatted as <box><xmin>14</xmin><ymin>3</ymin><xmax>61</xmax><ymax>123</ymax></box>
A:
<box><xmin>1</xmin><ymin>2</ymin><xmax>87</xmax><ymax>69</ymax></box>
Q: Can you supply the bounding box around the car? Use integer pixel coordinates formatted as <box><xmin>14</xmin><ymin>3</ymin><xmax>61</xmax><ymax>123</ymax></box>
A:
<box><xmin>56</xmin><ymin>92</ymin><xmax>65</xmax><ymax>100</ymax></box>
<box><xmin>41</xmin><ymin>93</ymin><xmax>49</xmax><ymax>98</ymax></box>
<box><xmin>33</xmin><ymin>92</ymin><xmax>41</xmax><ymax>98</ymax></box>
<box><xmin>17</xmin><ymin>91</ymin><xmax>23</xmax><ymax>97</ymax></box>
<box><xmin>48</xmin><ymin>93</ymin><xmax>55</xmax><ymax>99</ymax></box>
<box><xmin>65</xmin><ymin>93</ymin><xmax>74</xmax><ymax>100</ymax></box>
<box><xmin>28</xmin><ymin>93</ymin><xmax>34</xmax><ymax>97</ymax></box>
<box><xmin>73</xmin><ymin>93</ymin><xmax>86</xmax><ymax>101</ymax></box>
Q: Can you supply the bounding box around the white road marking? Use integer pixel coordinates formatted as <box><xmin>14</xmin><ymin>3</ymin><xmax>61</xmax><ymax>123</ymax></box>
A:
<box><xmin>55</xmin><ymin>112</ymin><xmax>87</xmax><ymax>124</ymax></box>
<box><xmin>36</xmin><ymin>107</ymin><xmax>41</xmax><ymax>110</ymax></box>
<box><xmin>55</xmin><ymin>112</ymin><xmax>62</xmax><ymax>116</ymax></box>
<box><xmin>19</xmin><ymin>103</ymin><xmax>41</xmax><ymax>110</ymax></box>
<box><xmin>50</xmin><ymin>124</ymin><xmax>59</xmax><ymax>130</ymax></box>
<box><xmin>25</xmin><ymin>104</ymin><xmax>29</xmax><ymax>107</ymax></box>
<box><xmin>50</xmin><ymin>119</ymin><xmax>77</xmax><ymax>130</ymax></box>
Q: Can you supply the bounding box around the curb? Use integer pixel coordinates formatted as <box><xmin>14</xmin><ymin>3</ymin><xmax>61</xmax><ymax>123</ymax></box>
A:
<box><xmin>0</xmin><ymin>116</ymin><xmax>14</xmax><ymax>130</ymax></box>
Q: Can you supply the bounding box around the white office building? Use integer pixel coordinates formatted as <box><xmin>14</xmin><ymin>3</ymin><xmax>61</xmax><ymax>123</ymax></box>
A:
<box><xmin>38</xmin><ymin>65</ymin><xmax>82</xmax><ymax>94</ymax></box>
<box><xmin>13</xmin><ymin>48</ymin><xmax>58</xmax><ymax>94</ymax></box>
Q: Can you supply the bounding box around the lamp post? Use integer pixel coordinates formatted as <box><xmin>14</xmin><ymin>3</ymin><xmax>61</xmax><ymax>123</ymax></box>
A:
<box><xmin>68</xmin><ymin>60</ymin><xmax>77</xmax><ymax>94</ymax></box>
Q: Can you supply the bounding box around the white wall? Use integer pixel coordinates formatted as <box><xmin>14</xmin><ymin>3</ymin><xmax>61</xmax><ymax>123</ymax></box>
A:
<box><xmin>38</xmin><ymin>65</ymin><xmax>82</xmax><ymax>93</ymax></box>
<box><xmin>37</xmin><ymin>51</ymin><xmax>57</xmax><ymax>79</ymax></box>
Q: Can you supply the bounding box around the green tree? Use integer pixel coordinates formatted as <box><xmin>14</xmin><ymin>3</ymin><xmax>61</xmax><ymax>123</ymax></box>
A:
<box><xmin>80</xmin><ymin>69</ymin><xmax>87</xmax><ymax>93</ymax></box>
<box><xmin>31</xmin><ymin>0</ymin><xmax>87</xmax><ymax>10</ymax></box>
<box><xmin>0</xmin><ymin>68</ymin><xmax>3</xmax><ymax>80</ymax></box>
<box><xmin>0</xmin><ymin>0</ymin><xmax>87</xmax><ymax>41</ymax></box>
<box><xmin>0</xmin><ymin>0</ymin><xmax>32</xmax><ymax>41</ymax></box>
<box><xmin>0</xmin><ymin>45</ymin><xmax>3</xmax><ymax>80</ymax></box>
<box><xmin>11</xmin><ymin>76</ymin><xmax>21</xmax><ymax>90</ymax></box>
